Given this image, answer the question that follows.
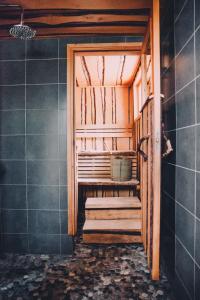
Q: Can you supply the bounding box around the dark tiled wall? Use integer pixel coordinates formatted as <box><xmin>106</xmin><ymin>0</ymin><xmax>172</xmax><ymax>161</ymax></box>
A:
<box><xmin>161</xmin><ymin>1</ymin><xmax>200</xmax><ymax>299</ymax></box>
<box><xmin>0</xmin><ymin>35</ymin><xmax>141</xmax><ymax>255</ymax></box>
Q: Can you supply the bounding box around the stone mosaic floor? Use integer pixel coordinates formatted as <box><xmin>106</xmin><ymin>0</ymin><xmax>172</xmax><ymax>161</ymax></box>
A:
<box><xmin>0</xmin><ymin>236</ymin><xmax>174</xmax><ymax>300</ymax></box>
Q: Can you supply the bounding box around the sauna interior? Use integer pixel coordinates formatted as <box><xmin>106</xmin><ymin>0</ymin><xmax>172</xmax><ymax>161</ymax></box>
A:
<box><xmin>74</xmin><ymin>51</ymin><xmax>151</xmax><ymax>242</ymax></box>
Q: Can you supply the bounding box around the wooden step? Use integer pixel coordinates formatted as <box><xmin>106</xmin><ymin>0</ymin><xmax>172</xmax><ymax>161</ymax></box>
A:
<box><xmin>85</xmin><ymin>209</ymin><xmax>141</xmax><ymax>220</ymax></box>
<box><xmin>85</xmin><ymin>197</ymin><xmax>141</xmax><ymax>220</ymax></box>
<box><xmin>83</xmin><ymin>219</ymin><xmax>141</xmax><ymax>232</ymax></box>
<box><xmin>83</xmin><ymin>219</ymin><xmax>142</xmax><ymax>244</ymax></box>
<box><xmin>85</xmin><ymin>196</ymin><xmax>141</xmax><ymax>209</ymax></box>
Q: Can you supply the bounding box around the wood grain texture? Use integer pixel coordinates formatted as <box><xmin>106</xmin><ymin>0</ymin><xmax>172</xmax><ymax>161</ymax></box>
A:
<box><xmin>83</xmin><ymin>219</ymin><xmax>141</xmax><ymax>232</ymax></box>
<box><xmin>85</xmin><ymin>196</ymin><xmax>141</xmax><ymax>209</ymax></box>
<box><xmin>83</xmin><ymin>233</ymin><xmax>142</xmax><ymax>244</ymax></box>
<box><xmin>1</xmin><ymin>0</ymin><xmax>152</xmax><ymax>10</ymax></box>
<box><xmin>85</xmin><ymin>209</ymin><xmax>142</xmax><ymax>220</ymax></box>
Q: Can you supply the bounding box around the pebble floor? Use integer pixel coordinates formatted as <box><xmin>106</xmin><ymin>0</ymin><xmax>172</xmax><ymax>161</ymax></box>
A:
<box><xmin>0</xmin><ymin>236</ymin><xmax>174</xmax><ymax>300</ymax></box>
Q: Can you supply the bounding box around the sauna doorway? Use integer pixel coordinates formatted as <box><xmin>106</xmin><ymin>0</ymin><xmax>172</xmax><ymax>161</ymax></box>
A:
<box><xmin>67</xmin><ymin>12</ymin><xmax>161</xmax><ymax>280</ymax></box>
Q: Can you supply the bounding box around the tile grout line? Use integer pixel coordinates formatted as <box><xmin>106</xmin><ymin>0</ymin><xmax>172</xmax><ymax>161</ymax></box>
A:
<box><xmin>25</xmin><ymin>40</ymin><xmax>29</xmax><ymax>253</ymax></box>
<box><xmin>194</xmin><ymin>2</ymin><xmax>197</xmax><ymax>296</ymax></box>
<box><xmin>58</xmin><ymin>38</ymin><xmax>62</xmax><ymax>255</ymax></box>
<box><xmin>174</xmin><ymin>0</ymin><xmax>188</xmax><ymax>24</ymax></box>
<box><xmin>173</xmin><ymin>0</ymin><xmax>177</xmax><ymax>277</ymax></box>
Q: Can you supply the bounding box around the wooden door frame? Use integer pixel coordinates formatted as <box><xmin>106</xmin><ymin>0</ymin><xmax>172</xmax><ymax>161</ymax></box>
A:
<box><xmin>67</xmin><ymin>42</ymin><xmax>142</xmax><ymax>236</ymax></box>
<box><xmin>130</xmin><ymin>0</ymin><xmax>161</xmax><ymax>280</ymax></box>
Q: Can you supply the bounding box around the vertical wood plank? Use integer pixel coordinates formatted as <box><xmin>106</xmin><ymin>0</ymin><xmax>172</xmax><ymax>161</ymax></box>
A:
<box><xmin>151</xmin><ymin>0</ymin><xmax>161</xmax><ymax>280</ymax></box>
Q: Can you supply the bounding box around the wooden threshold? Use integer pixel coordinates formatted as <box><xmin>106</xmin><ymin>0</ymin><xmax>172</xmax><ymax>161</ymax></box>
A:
<box><xmin>83</xmin><ymin>233</ymin><xmax>142</xmax><ymax>244</ymax></box>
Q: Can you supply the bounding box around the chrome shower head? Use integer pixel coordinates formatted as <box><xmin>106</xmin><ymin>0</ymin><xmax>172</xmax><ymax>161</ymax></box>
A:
<box><xmin>9</xmin><ymin>10</ymin><xmax>36</xmax><ymax>40</ymax></box>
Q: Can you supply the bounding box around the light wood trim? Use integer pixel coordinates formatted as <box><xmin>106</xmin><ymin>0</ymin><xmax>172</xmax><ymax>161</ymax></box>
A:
<box><xmin>67</xmin><ymin>42</ymin><xmax>142</xmax><ymax>236</ymax></box>
<box><xmin>75</xmin><ymin>50</ymin><xmax>141</xmax><ymax>56</ymax></box>
<box><xmin>67</xmin><ymin>44</ymin><xmax>75</xmax><ymax>235</ymax></box>
<box><xmin>151</xmin><ymin>0</ymin><xmax>161</xmax><ymax>281</ymax></box>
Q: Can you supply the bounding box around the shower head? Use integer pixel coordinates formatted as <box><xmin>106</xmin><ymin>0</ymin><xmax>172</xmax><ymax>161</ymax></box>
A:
<box><xmin>9</xmin><ymin>10</ymin><xmax>36</xmax><ymax>40</ymax></box>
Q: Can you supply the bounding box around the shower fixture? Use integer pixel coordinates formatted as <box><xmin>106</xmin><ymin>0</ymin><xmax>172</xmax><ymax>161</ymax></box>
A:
<box><xmin>0</xmin><ymin>4</ymin><xmax>36</xmax><ymax>40</ymax></box>
<box><xmin>9</xmin><ymin>9</ymin><xmax>36</xmax><ymax>40</ymax></box>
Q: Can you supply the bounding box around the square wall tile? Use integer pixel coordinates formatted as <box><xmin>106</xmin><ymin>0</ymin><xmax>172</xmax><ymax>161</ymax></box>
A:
<box><xmin>175</xmin><ymin>37</ymin><xmax>194</xmax><ymax>92</ymax></box>
<box><xmin>0</xmin><ymin>110</ymin><xmax>25</xmax><ymax>135</ymax></box>
<box><xmin>59</xmin><ymin>110</ymin><xmax>67</xmax><ymax>134</ymax></box>
<box><xmin>196</xmin><ymin>77</ymin><xmax>200</xmax><ymax>123</ymax></box>
<box><xmin>175</xmin><ymin>203</ymin><xmax>195</xmax><ymax>257</ymax></box>
<box><xmin>26</xmin><ymin>39</ymin><xmax>58</xmax><ymax>59</ymax></box>
<box><xmin>176</xmin><ymin>81</ymin><xmax>195</xmax><ymax>128</ymax></box>
<box><xmin>60</xmin><ymin>211</ymin><xmax>68</xmax><ymax>234</ymax></box>
<box><xmin>26</xmin><ymin>135</ymin><xmax>58</xmax><ymax>160</ymax></box>
<box><xmin>196</xmin><ymin>173</ymin><xmax>200</xmax><ymax>219</ymax></box>
<box><xmin>60</xmin><ymin>186</ymin><xmax>68</xmax><ymax>210</ymax></box>
<box><xmin>27</xmin><ymin>160</ymin><xmax>59</xmax><ymax>185</ymax></box>
<box><xmin>29</xmin><ymin>234</ymin><xmax>60</xmax><ymax>254</ymax></box>
<box><xmin>59</xmin><ymin>161</ymin><xmax>67</xmax><ymax>186</ymax></box>
<box><xmin>195</xmin><ymin>27</ymin><xmax>200</xmax><ymax>76</ymax></box>
<box><xmin>0</xmin><ymin>40</ymin><xmax>25</xmax><ymax>60</ymax></box>
<box><xmin>2</xmin><ymin>234</ymin><xmax>28</xmax><ymax>253</ymax></box>
<box><xmin>26</xmin><ymin>84</ymin><xmax>58</xmax><ymax>110</ymax></box>
<box><xmin>26</xmin><ymin>110</ymin><xmax>58</xmax><ymax>134</ymax></box>
<box><xmin>27</xmin><ymin>185</ymin><xmax>59</xmax><ymax>210</ymax></box>
<box><xmin>195</xmin><ymin>0</ymin><xmax>200</xmax><ymax>29</ymax></box>
<box><xmin>0</xmin><ymin>160</ymin><xmax>26</xmax><ymax>184</ymax></box>
<box><xmin>176</xmin><ymin>126</ymin><xmax>195</xmax><ymax>169</ymax></box>
<box><xmin>195</xmin><ymin>125</ymin><xmax>200</xmax><ymax>171</ymax></box>
<box><xmin>58</xmin><ymin>84</ymin><xmax>67</xmax><ymax>109</ymax></box>
<box><xmin>175</xmin><ymin>238</ymin><xmax>194</xmax><ymax>299</ymax></box>
<box><xmin>175</xmin><ymin>0</ymin><xmax>194</xmax><ymax>55</ymax></box>
<box><xmin>0</xmin><ymin>61</ymin><xmax>25</xmax><ymax>85</ymax></box>
<box><xmin>176</xmin><ymin>166</ymin><xmax>195</xmax><ymax>214</ymax></box>
<box><xmin>59</xmin><ymin>59</ymin><xmax>67</xmax><ymax>84</ymax></box>
<box><xmin>59</xmin><ymin>135</ymin><xmax>67</xmax><ymax>160</ymax></box>
<box><xmin>0</xmin><ymin>85</ymin><xmax>25</xmax><ymax>110</ymax></box>
<box><xmin>26</xmin><ymin>59</ymin><xmax>58</xmax><ymax>84</ymax></box>
<box><xmin>61</xmin><ymin>234</ymin><xmax>73</xmax><ymax>254</ymax></box>
<box><xmin>1</xmin><ymin>185</ymin><xmax>26</xmax><ymax>209</ymax></box>
<box><xmin>195</xmin><ymin>264</ymin><xmax>200</xmax><ymax>300</ymax></box>
<box><xmin>2</xmin><ymin>210</ymin><xmax>27</xmax><ymax>233</ymax></box>
<box><xmin>0</xmin><ymin>135</ymin><xmax>25</xmax><ymax>160</ymax></box>
<box><xmin>28</xmin><ymin>210</ymin><xmax>60</xmax><ymax>234</ymax></box>
<box><xmin>195</xmin><ymin>219</ymin><xmax>200</xmax><ymax>267</ymax></box>
<box><xmin>174</xmin><ymin>0</ymin><xmax>188</xmax><ymax>19</ymax></box>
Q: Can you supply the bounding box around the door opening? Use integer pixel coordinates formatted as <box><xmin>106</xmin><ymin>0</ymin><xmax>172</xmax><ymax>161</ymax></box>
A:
<box><xmin>67</xmin><ymin>4</ymin><xmax>161</xmax><ymax>280</ymax></box>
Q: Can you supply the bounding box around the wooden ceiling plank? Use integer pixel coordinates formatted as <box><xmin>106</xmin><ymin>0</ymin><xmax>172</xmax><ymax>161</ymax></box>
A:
<box><xmin>0</xmin><ymin>26</ymin><xmax>146</xmax><ymax>38</ymax></box>
<box><xmin>0</xmin><ymin>14</ymin><xmax>149</xmax><ymax>26</ymax></box>
<box><xmin>1</xmin><ymin>0</ymin><xmax>152</xmax><ymax>10</ymax></box>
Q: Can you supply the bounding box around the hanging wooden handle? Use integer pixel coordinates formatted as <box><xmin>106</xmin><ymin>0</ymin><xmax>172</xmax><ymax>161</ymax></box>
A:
<box><xmin>137</xmin><ymin>135</ymin><xmax>150</xmax><ymax>161</ymax></box>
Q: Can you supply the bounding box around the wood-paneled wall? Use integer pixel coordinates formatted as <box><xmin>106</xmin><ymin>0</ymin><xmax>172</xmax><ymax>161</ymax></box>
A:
<box><xmin>75</xmin><ymin>86</ymin><xmax>135</xmax><ymax>152</ymax></box>
<box><xmin>75</xmin><ymin>84</ymin><xmax>136</xmax><ymax>199</ymax></box>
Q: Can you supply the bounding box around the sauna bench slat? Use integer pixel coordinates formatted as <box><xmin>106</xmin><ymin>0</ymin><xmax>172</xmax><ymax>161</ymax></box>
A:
<box><xmin>78</xmin><ymin>178</ymin><xmax>139</xmax><ymax>186</ymax></box>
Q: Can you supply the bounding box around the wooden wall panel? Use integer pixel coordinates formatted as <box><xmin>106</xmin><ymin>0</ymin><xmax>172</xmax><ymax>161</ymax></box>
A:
<box><xmin>75</xmin><ymin>85</ymin><xmax>135</xmax><ymax>199</ymax></box>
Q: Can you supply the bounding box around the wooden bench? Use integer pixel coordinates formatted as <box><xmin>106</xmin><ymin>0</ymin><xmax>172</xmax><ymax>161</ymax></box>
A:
<box><xmin>77</xmin><ymin>150</ymin><xmax>139</xmax><ymax>186</ymax></box>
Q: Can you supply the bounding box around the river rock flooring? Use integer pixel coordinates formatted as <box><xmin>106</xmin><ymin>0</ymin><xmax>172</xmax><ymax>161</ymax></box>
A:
<box><xmin>0</xmin><ymin>236</ymin><xmax>174</xmax><ymax>300</ymax></box>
